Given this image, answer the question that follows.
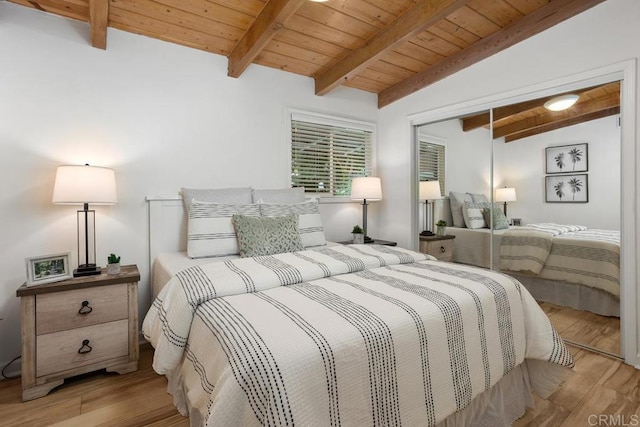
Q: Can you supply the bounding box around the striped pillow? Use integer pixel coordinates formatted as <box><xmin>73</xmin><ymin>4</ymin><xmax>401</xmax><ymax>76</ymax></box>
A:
<box><xmin>463</xmin><ymin>201</ymin><xmax>488</xmax><ymax>229</ymax></box>
<box><xmin>187</xmin><ymin>201</ymin><xmax>261</xmax><ymax>258</ymax></box>
<box><xmin>259</xmin><ymin>200</ymin><xmax>326</xmax><ymax>248</ymax></box>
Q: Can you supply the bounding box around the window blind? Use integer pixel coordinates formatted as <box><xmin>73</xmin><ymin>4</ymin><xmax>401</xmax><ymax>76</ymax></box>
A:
<box><xmin>419</xmin><ymin>141</ymin><xmax>445</xmax><ymax>194</ymax></box>
<box><xmin>291</xmin><ymin>115</ymin><xmax>374</xmax><ymax>196</ymax></box>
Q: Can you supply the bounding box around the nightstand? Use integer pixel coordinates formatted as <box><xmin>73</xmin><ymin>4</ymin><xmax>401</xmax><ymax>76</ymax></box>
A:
<box><xmin>419</xmin><ymin>235</ymin><xmax>455</xmax><ymax>262</ymax></box>
<box><xmin>338</xmin><ymin>238</ymin><xmax>397</xmax><ymax>246</ymax></box>
<box><xmin>16</xmin><ymin>264</ymin><xmax>140</xmax><ymax>401</ymax></box>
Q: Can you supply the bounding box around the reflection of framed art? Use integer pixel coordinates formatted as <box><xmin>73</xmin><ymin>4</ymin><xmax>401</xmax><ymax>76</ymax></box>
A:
<box><xmin>545</xmin><ymin>174</ymin><xmax>588</xmax><ymax>203</ymax></box>
<box><xmin>545</xmin><ymin>143</ymin><xmax>588</xmax><ymax>174</ymax></box>
<box><xmin>25</xmin><ymin>252</ymin><xmax>72</xmax><ymax>286</ymax></box>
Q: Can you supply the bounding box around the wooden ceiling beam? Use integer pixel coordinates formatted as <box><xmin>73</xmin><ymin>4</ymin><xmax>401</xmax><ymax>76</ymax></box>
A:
<box><xmin>505</xmin><ymin>107</ymin><xmax>620</xmax><ymax>142</ymax></box>
<box><xmin>227</xmin><ymin>0</ymin><xmax>306</xmax><ymax>78</ymax></box>
<box><xmin>461</xmin><ymin>86</ymin><xmax>602</xmax><ymax>131</ymax></box>
<box><xmin>314</xmin><ymin>0</ymin><xmax>470</xmax><ymax>96</ymax></box>
<box><xmin>378</xmin><ymin>0</ymin><xmax>606</xmax><ymax>108</ymax></box>
<box><xmin>89</xmin><ymin>0</ymin><xmax>109</xmax><ymax>50</ymax></box>
<box><xmin>493</xmin><ymin>93</ymin><xmax>620</xmax><ymax>139</ymax></box>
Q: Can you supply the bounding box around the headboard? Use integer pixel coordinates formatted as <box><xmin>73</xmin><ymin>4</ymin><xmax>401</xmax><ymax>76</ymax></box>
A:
<box><xmin>433</xmin><ymin>198</ymin><xmax>453</xmax><ymax>226</ymax></box>
<box><xmin>147</xmin><ymin>195</ymin><xmax>185</xmax><ymax>271</ymax></box>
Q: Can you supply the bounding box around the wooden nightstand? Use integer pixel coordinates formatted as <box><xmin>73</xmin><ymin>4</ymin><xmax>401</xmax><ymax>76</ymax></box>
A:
<box><xmin>419</xmin><ymin>235</ymin><xmax>455</xmax><ymax>262</ymax></box>
<box><xmin>338</xmin><ymin>238</ymin><xmax>397</xmax><ymax>246</ymax></box>
<box><xmin>16</xmin><ymin>264</ymin><xmax>140</xmax><ymax>401</ymax></box>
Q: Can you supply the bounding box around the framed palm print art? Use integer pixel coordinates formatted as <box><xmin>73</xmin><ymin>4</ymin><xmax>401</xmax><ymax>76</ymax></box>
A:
<box><xmin>545</xmin><ymin>143</ymin><xmax>588</xmax><ymax>174</ymax></box>
<box><xmin>545</xmin><ymin>174</ymin><xmax>588</xmax><ymax>203</ymax></box>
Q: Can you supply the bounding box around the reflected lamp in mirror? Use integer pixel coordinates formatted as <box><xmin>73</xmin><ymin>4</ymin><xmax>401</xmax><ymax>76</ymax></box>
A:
<box><xmin>52</xmin><ymin>164</ymin><xmax>117</xmax><ymax>277</ymax></box>
<box><xmin>495</xmin><ymin>187</ymin><xmax>517</xmax><ymax>217</ymax></box>
<box><xmin>350</xmin><ymin>177</ymin><xmax>382</xmax><ymax>243</ymax></box>
<box><xmin>419</xmin><ymin>180</ymin><xmax>441</xmax><ymax>237</ymax></box>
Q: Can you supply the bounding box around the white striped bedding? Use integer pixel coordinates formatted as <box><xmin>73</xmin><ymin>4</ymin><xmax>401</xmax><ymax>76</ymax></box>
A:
<box><xmin>500</xmin><ymin>224</ymin><xmax>620</xmax><ymax>296</ymax></box>
<box><xmin>143</xmin><ymin>244</ymin><xmax>574</xmax><ymax>426</ymax></box>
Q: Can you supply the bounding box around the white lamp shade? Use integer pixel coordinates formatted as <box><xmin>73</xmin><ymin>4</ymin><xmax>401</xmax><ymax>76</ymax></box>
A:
<box><xmin>52</xmin><ymin>165</ymin><xmax>118</xmax><ymax>205</ymax></box>
<box><xmin>495</xmin><ymin>187</ymin><xmax>517</xmax><ymax>202</ymax></box>
<box><xmin>419</xmin><ymin>181</ymin><xmax>441</xmax><ymax>201</ymax></box>
<box><xmin>350</xmin><ymin>177</ymin><xmax>382</xmax><ymax>201</ymax></box>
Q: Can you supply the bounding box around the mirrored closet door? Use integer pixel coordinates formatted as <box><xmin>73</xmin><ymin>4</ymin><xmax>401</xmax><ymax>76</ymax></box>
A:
<box><xmin>491</xmin><ymin>82</ymin><xmax>622</xmax><ymax>357</ymax></box>
<box><xmin>415</xmin><ymin>82</ymin><xmax>622</xmax><ymax>358</ymax></box>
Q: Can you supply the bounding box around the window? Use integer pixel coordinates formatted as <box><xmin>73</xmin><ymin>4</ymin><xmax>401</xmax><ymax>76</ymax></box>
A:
<box><xmin>290</xmin><ymin>111</ymin><xmax>375</xmax><ymax>196</ymax></box>
<box><xmin>419</xmin><ymin>135</ymin><xmax>446</xmax><ymax>194</ymax></box>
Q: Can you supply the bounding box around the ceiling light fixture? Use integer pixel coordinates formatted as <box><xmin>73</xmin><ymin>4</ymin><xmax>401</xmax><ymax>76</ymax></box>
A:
<box><xmin>544</xmin><ymin>94</ymin><xmax>580</xmax><ymax>111</ymax></box>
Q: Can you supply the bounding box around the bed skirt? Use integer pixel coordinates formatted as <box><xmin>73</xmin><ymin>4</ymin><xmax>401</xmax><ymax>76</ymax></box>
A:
<box><xmin>514</xmin><ymin>273</ymin><xmax>620</xmax><ymax>317</ymax></box>
<box><xmin>164</xmin><ymin>360</ymin><xmax>566</xmax><ymax>426</ymax></box>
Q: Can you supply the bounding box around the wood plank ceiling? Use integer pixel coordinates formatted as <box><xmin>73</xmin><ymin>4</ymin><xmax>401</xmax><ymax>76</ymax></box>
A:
<box><xmin>9</xmin><ymin>0</ymin><xmax>608</xmax><ymax>118</ymax></box>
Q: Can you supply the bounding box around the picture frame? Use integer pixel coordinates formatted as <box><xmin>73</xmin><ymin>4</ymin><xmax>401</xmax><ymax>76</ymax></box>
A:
<box><xmin>545</xmin><ymin>143</ymin><xmax>588</xmax><ymax>174</ymax></box>
<box><xmin>511</xmin><ymin>218</ymin><xmax>522</xmax><ymax>226</ymax></box>
<box><xmin>545</xmin><ymin>174</ymin><xmax>588</xmax><ymax>203</ymax></box>
<box><xmin>25</xmin><ymin>252</ymin><xmax>72</xmax><ymax>286</ymax></box>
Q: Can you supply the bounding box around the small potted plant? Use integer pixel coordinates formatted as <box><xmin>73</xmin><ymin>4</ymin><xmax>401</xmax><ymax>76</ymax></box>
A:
<box><xmin>351</xmin><ymin>225</ymin><xmax>365</xmax><ymax>244</ymax></box>
<box><xmin>107</xmin><ymin>253</ymin><xmax>121</xmax><ymax>275</ymax></box>
<box><xmin>436</xmin><ymin>220</ymin><xmax>447</xmax><ymax>236</ymax></box>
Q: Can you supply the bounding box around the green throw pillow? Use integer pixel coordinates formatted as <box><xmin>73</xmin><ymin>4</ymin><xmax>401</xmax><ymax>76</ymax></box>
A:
<box><xmin>482</xmin><ymin>207</ymin><xmax>509</xmax><ymax>230</ymax></box>
<box><xmin>232</xmin><ymin>213</ymin><xmax>304</xmax><ymax>257</ymax></box>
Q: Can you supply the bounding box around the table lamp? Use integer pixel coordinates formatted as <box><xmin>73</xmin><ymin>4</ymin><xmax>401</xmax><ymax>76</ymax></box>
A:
<box><xmin>419</xmin><ymin>181</ymin><xmax>441</xmax><ymax>236</ymax></box>
<box><xmin>52</xmin><ymin>164</ymin><xmax>117</xmax><ymax>277</ymax></box>
<box><xmin>495</xmin><ymin>187</ymin><xmax>517</xmax><ymax>216</ymax></box>
<box><xmin>350</xmin><ymin>177</ymin><xmax>382</xmax><ymax>243</ymax></box>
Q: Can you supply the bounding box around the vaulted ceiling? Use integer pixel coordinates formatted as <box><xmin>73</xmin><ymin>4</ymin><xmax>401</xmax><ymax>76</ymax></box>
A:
<box><xmin>9</xmin><ymin>0</ymin><xmax>606</xmax><ymax>110</ymax></box>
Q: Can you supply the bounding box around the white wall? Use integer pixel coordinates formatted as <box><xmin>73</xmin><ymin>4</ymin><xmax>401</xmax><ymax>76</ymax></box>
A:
<box><xmin>493</xmin><ymin>116</ymin><xmax>621</xmax><ymax>229</ymax></box>
<box><xmin>378</xmin><ymin>0</ymin><xmax>638</xmax><ymax>249</ymax></box>
<box><xmin>0</xmin><ymin>3</ymin><xmax>378</xmax><ymax>375</ymax></box>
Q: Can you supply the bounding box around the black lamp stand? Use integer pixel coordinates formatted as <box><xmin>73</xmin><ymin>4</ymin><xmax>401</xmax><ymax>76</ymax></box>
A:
<box><xmin>502</xmin><ymin>202</ymin><xmax>508</xmax><ymax>217</ymax></box>
<box><xmin>361</xmin><ymin>199</ymin><xmax>373</xmax><ymax>243</ymax></box>
<box><xmin>420</xmin><ymin>200</ymin><xmax>434</xmax><ymax>236</ymax></box>
<box><xmin>74</xmin><ymin>203</ymin><xmax>101</xmax><ymax>277</ymax></box>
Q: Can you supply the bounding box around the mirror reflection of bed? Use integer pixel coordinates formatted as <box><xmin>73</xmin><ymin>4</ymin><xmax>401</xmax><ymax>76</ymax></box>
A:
<box><xmin>416</xmin><ymin>81</ymin><xmax>622</xmax><ymax>357</ymax></box>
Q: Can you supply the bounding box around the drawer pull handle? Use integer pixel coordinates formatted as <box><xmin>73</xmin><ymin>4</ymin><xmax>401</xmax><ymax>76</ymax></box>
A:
<box><xmin>78</xmin><ymin>301</ymin><xmax>93</xmax><ymax>315</ymax></box>
<box><xmin>440</xmin><ymin>246</ymin><xmax>446</xmax><ymax>253</ymax></box>
<box><xmin>78</xmin><ymin>340</ymin><xmax>92</xmax><ymax>354</ymax></box>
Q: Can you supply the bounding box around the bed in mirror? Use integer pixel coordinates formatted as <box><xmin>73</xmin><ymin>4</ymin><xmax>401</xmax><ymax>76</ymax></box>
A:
<box><xmin>415</xmin><ymin>81</ymin><xmax>622</xmax><ymax>358</ymax></box>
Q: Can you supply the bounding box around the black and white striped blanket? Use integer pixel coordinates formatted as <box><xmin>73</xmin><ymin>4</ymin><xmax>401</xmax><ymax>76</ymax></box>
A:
<box><xmin>143</xmin><ymin>245</ymin><xmax>573</xmax><ymax>426</ymax></box>
<box><xmin>500</xmin><ymin>224</ymin><xmax>620</xmax><ymax>295</ymax></box>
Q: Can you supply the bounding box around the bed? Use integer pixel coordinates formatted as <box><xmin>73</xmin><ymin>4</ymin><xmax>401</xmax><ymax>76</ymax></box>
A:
<box><xmin>144</xmin><ymin>189</ymin><xmax>574</xmax><ymax>426</ymax></box>
<box><xmin>435</xmin><ymin>197</ymin><xmax>620</xmax><ymax>317</ymax></box>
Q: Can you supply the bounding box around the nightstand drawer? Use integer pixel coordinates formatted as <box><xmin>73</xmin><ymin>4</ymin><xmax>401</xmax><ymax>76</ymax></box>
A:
<box><xmin>36</xmin><ymin>319</ymin><xmax>129</xmax><ymax>377</ymax></box>
<box><xmin>420</xmin><ymin>238</ymin><xmax>455</xmax><ymax>262</ymax></box>
<box><xmin>36</xmin><ymin>284</ymin><xmax>128</xmax><ymax>335</ymax></box>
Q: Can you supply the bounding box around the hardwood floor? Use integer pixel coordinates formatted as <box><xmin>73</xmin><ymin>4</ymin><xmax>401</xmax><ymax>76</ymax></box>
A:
<box><xmin>0</xmin><ymin>327</ymin><xmax>633</xmax><ymax>426</ymax></box>
<box><xmin>0</xmin><ymin>344</ymin><xmax>188</xmax><ymax>427</ymax></box>
<box><xmin>540</xmin><ymin>301</ymin><xmax>621</xmax><ymax>356</ymax></box>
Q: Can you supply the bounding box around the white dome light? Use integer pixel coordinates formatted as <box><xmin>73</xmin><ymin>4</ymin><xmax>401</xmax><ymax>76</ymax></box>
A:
<box><xmin>544</xmin><ymin>94</ymin><xmax>580</xmax><ymax>111</ymax></box>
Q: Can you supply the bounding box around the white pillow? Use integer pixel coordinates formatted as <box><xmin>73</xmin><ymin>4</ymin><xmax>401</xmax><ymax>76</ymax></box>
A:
<box><xmin>462</xmin><ymin>201</ymin><xmax>488</xmax><ymax>229</ymax></box>
<box><xmin>181</xmin><ymin>187</ymin><xmax>252</xmax><ymax>212</ymax></box>
<box><xmin>449</xmin><ymin>192</ymin><xmax>473</xmax><ymax>228</ymax></box>
<box><xmin>469</xmin><ymin>193</ymin><xmax>489</xmax><ymax>204</ymax></box>
<box><xmin>252</xmin><ymin>187</ymin><xmax>305</xmax><ymax>204</ymax></box>
<box><xmin>187</xmin><ymin>201</ymin><xmax>260</xmax><ymax>258</ymax></box>
<box><xmin>259</xmin><ymin>200</ymin><xmax>326</xmax><ymax>248</ymax></box>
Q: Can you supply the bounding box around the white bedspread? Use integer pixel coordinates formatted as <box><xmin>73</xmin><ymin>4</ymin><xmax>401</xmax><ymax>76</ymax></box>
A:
<box><xmin>143</xmin><ymin>245</ymin><xmax>573</xmax><ymax>426</ymax></box>
<box><xmin>500</xmin><ymin>224</ymin><xmax>620</xmax><ymax>296</ymax></box>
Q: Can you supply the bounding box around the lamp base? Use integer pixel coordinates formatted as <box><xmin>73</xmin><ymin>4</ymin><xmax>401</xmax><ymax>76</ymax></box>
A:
<box><xmin>363</xmin><ymin>235</ymin><xmax>374</xmax><ymax>243</ymax></box>
<box><xmin>74</xmin><ymin>264</ymin><xmax>101</xmax><ymax>277</ymax></box>
<box><xmin>420</xmin><ymin>230</ymin><xmax>435</xmax><ymax>237</ymax></box>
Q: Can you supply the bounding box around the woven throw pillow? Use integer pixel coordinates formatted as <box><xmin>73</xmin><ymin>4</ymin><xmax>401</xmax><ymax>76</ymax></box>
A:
<box><xmin>482</xmin><ymin>207</ymin><xmax>509</xmax><ymax>230</ymax></box>
<box><xmin>187</xmin><ymin>201</ymin><xmax>260</xmax><ymax>258</ymax></box>
<box><xmin>463</xmin><ymin>201</ymin><xmax>488</xmax><ymax>229</ymax></box>
<box><xmin>232</xmin><ymin>214</ymin><xmax>304</xmax><ymax>257</ymax></box>
<box><xmin>259</xmin><ymin>200</ymin><xmax>326</xmax><ymax>248</ymax></box>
